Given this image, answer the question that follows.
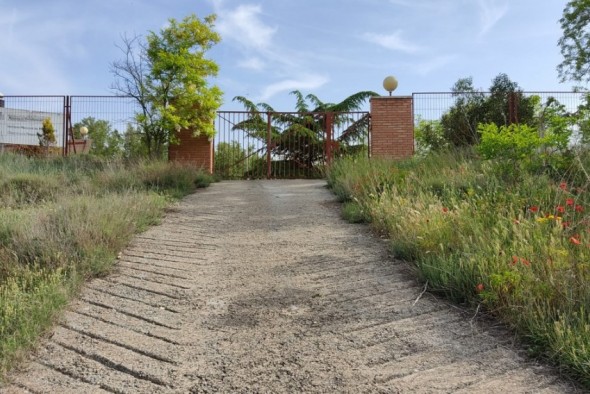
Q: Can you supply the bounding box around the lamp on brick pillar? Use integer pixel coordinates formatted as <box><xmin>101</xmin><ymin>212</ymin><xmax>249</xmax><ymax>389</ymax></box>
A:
<box><xmin>383</xmin><ymin>76</ymin><xmax>398</xmax><ymax>96</ymax></box>
<box><xmin>80</xmin><ymin>126</ymin><xmax>89</xmax><ymax>140</ymax></box>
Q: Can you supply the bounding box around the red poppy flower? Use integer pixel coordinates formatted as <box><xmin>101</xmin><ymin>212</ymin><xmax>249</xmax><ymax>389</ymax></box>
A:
<box><xmin>556</xmin><ymin>206</ymin><xmax>566</xmax><ymax>214</ymax></box>
<box><xmin>511</xmin><ymin>255</ymin><xmax>519</xmax><ymax>265</ymax></box>
<box><xmin>521</xmin><ymin>258</ymin><xmax>531</xmax><ymax>266</ymax></box>
<box><xmin>475</xmin><ymin>283</ymin><xmax>485</xmax><ymax>293</ymax></box>
<box><xmin>566</xmin><ymin>198</ymin><xmax>575</xmax><ymax>206</ymax></box>
<box><xmin>559</xmin><ymin>182</ymin><xmax>567</xmax><ymax>191</ymax></box>
<box><xmin>562</xmin><ymin>221</ymin><xmax>571</xmax><ymax>229</ymax></box>
<box><xmin>570</xmin><ymin>236</ymin><xmax>582</xmax><ymax>245</ymax></box>
<box><xmin>442</xmin><ymin>207</ymin><xmax>449</xmax><ymax>213</ymax></box>
<box><xmin>575</xmin><ymin>205</ymin><xmax>584</xmax><ymax>213</ymax></box>
<box><xmin>529</xmin><ymin>206</ymin><xmax>539</xmax><ymax>213</ymax></box>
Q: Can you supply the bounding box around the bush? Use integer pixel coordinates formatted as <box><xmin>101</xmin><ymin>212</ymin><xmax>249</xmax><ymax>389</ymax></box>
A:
<box><xmin>478</xmin><ymin>123</ymin><xmax>572</xmax><ymax>180</ymax></box>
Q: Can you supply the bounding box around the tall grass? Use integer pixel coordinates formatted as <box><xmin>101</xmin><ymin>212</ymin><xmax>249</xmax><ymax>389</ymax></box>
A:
<box><xmin>328</xmin><ymin>150</ymin><xmax>590</xmax><ymax>387</ymax></box>
<box><xmin>0</xmin><ymin>154</ymin><xmax>213</xmax><ymax>378</ymax></box>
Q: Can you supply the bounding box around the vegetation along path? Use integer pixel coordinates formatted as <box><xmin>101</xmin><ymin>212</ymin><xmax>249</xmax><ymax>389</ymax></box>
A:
<box><xmin>3</xmin><ymin>180</ymin><xmax>581</xmax><ymax>393</ymax></box>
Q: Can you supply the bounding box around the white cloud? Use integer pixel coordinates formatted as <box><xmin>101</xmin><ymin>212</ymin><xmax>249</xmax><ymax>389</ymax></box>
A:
<box><xmin>362</xmin><ymin>31</ymin><xmax>423</xmax><ymax>53</ymax></box>
<box><xmin>216</xmin><ymin>4</ymin><xmax>277</xmax><ymax>51</ymax></box>
<box><xmin>477</xmin><ymin>0</ymin><xmax>509</xmax><ymax>37</ymax></box>
<box><xmin>238</xmin><ymin>57</ymin><xmax>266</xmax><ymax>71</ymax></box>
<box><xmin>0</xmin><ymin>7</ymin><xmax>80</xmax><ymax>93</ymax></box>
<box><xmin>259</xmin><ymin>75</ymin><xmax>329</xmax><ymax>101</ymax></box>
<box><xmin>414</xmin><ymin>55</ymin><xmax>457</xmax><ymax>76</ymax></box>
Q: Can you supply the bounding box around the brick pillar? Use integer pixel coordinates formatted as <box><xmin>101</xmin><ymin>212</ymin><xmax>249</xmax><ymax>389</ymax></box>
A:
<box><xmin>370</xmin><ymin>96</ymin><xmax>414</xmax><ymax>159</ymax></box>
<box><xmin>168</xmin><ymin>129</ymin><xmax>213</xmax><ymax>173</ymax></box>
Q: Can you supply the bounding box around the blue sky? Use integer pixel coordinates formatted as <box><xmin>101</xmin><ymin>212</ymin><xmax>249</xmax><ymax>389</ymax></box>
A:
<box><xmin>0</xmin><ymin>0</ymin><xmax>572</xmax><ymax>110</ymax></box>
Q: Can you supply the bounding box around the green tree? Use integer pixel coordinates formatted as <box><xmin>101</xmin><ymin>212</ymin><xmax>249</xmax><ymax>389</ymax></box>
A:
<box><xmin>73</xmin><ymin>117</ymin><xmax>124</xmax><ymax>158</ymax></box>
<box><xmin>214</xmin><ymin>142</ymin><xmax>265</xmax><ymax>179</ymax></box>
<box><xmin>415</xmin><ymin>117</ymin><xmax>448</xmax><ymax>153</ymax></box>
<box><xmin>232</xmin><ymin>90</ymin><xmax>377</xmax><ymax>173</ymax></box>
<box><xmin>440</xmin><ymin>74</ymin><xmax>536</xmax><ymax>147</ymax></box>
<box><xmin>111</xmin><ymin>14</ymin><xmax>223</xmax><ymax>158</ymax></box>
<box><xmin>558</xmin><ymin>0</ymin><xmax>590</xmax><ymax>83</ymax></box>
<box><xmin>122</xmin><ymin>124</ymin><xmax>149</xmax><ymax>160</ymax></box>
<box><xmin>440</xmin><ymin>77</ymin><xmax>486</xmax><ymax>146</ymax></box>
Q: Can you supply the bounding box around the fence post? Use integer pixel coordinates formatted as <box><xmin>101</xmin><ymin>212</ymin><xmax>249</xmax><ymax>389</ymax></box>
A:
<box><xmin>508</xmin><ymin>92</ymin><xmax>519</xmax><ymax>125</ymax></box>
<box><xmin>266</xmin><ymin>112</ymin><xmax>272</xmax><ymax>179</ymax></box>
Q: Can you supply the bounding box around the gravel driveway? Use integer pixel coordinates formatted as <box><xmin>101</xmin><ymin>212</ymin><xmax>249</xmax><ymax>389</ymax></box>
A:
<box><xmin>3</xmin><ymin>180</ymin><xmax>580</xmax><ymax>393</ymax></box>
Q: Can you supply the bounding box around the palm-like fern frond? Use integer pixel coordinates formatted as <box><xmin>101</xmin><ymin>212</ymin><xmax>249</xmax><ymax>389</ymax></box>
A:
<box><xmin>233</xmin><ymin>96</ymin><xmax>259</xmax><ymax>113</ymax></box>
<box><xmin>329</xmin><ymin>91</ymin><xmax>379</xmax><ymax>112</ymax></box>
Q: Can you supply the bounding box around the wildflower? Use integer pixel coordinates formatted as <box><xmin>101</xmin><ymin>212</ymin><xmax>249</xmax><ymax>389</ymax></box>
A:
<box><xmin>566</xmin><ymin>198</ymin><xmax>575</xmax><ymax>206</ymax></box>
<box><xmin>536</xmin><ymin>217</ymin><xmax>548</xmax><ymax>223</ymax></box>
<box><xmin>475</xmin><ymin>283</ymin><xmax>485</xmax><ymax>293</ymax></box>
<box><xmin>570</xmin><ymin>236</ymin><xmax>582</xmax><ymax>245</ymax></box>
<box><xmin>442</xmin><ymin>207</ymin><xmax>449</xmax><ymax>213</ymax></box>
<box><xmin>562</xmin><ymin>221</ymin><xmax>571</xmax><ymax>229</ymax></box>
<box><xmin>511</xmin><ymin>255</ymin><xmax>531</xmax><ymax>267</ymax></box>
<box><xmin>575</xmin><ymin>205</ymin><xmax>584</xmax><ymax>213</ymax></box>
<box><xmin>559</xmin><ymin>182</ymin><xmax>567</xmax><ymax>191</ymax></box>
<box><xmin>556</xmin><ymin>206</ymin><xmax>566</xmax><ymax>214</ymax></box>
<box><xmin>529</xmin><ymin>206</ymin><xmax>539</xmax><ymax>213</ymax></box>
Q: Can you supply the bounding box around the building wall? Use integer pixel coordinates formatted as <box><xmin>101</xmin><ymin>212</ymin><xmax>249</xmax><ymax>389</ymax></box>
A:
<box><xmin>370</xmin><ymin>96</ymin><xmax>414</xmax><ymax>159</ymax></box>
<box><xmin>168</xmin><ymin>129</ymin><xmax>213</xmax><ymax>173</ymax></box>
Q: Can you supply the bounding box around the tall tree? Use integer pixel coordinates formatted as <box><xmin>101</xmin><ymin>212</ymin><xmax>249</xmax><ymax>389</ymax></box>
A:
<box><xmin>441</xmin><ymin>74</ymin><xmax>536</xmax><ymax>146</ymax></box>
<box><xmin>73</xmin><ymin>117</ymin><xmax>124</xmax><ymax>158</ymax></box>
<box><xmin>111</xmin><ymin>14</ymin><xmax>223</xmax><ymax>158</ymax></box>
<box><xmin>557</xmin><ymin>0</ymin><xmax>590</xmax><ymax>83</ymax></box>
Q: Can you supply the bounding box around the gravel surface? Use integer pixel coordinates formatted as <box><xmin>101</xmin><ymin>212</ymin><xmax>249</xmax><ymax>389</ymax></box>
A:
<box><xmin>2</xmin><ymin>180</ymin><xmax>582</xmax><ymax>393</ymax></box>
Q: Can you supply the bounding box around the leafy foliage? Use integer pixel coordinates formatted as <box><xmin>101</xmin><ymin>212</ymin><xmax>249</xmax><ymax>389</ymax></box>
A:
<box><xmin>214</xmin><ymin>141</ymin><xmax>265</xmax><ymax>179</ymax></box>
<box><xmin>558</xmin><ymin>0</ymin><xmax>590</xmax><ymax>83</ymax></box>
<box><xmin>230</xmin><ymin>90</ymin><xmax>377</xmax><ymax>176</ymax></box>
<box><xmin>414</xmin><ymin>117</ymin><xmax>448</xmax><ymax>153</ymax></box>
<box><xmin>111</xmin><ymin>14</ymin><xmax>223</xmax><ymax>158</ymax></box>
<box><xmin>477</xmin><ymin>123</ymin><xmax>572</xmax><ymax>179</ymax></box>
<box><xmin>73</xmin><ymin>117</ymin><xmax>124</xmax><ymax>158</ymax></box>
<box><xmin>38</xmin><ymin>118</ymin><xmax>56</xmax><ymax>149</ymax></box>
<box><xmin>440</xmin><ymin>74</ymin><xmax>537</xmax><ymax>147</ymax></box>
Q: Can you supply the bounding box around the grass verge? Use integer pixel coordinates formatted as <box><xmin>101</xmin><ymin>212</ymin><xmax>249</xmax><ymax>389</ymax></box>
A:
<box><xmin>327</xmin><ymin>150</ymin><xmax>590</xmax><ymax>387</ymax></box>
<box><xmin>0</xmin><ymin>154</ymin><xmax>213</xmax><ymax>378</ymax></box>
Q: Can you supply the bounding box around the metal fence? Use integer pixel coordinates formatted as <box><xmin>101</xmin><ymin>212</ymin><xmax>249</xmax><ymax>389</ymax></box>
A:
<box><xmin>412</xmin><ymin>91</ymin><xmax>588</xmax><ymax>148</ymax></box>
<box><xmin>0</xmin><ymin>95</ymin><xmax>142</xmax><ymax>155</ymax></box>
<box><xmin>413</xmin><ymin>91</ymin><xmax>587</xmax><ymax>123</ymax></box>
<box><xmin>214</xmin><ymin>111</ymin><xmax>370</xmax><ymax>179</ymax></box>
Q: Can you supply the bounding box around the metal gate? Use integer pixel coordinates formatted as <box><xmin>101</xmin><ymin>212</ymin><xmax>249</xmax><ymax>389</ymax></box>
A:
<box><xmin>214</xmin><ymin>111</ymin><xmax>370</xmax><ymax>179</ymax></box>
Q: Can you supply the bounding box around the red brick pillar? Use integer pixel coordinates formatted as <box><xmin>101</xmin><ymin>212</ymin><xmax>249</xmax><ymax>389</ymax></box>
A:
<box><xmin>370</xmin><ymin>96</ymin><xmax>414</xmax><ymax>159</ymax></box>
<box><xmin>168</xmin><ymin>129</ymin><xmax>213</xmax><ymax>173</ymax></box>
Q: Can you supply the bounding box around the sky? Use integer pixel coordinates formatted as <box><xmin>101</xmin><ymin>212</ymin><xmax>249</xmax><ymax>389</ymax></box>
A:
<box><xmin>0</xmin><ymin>0</ymin><xmax>574</xmax><ymax>111</ymax></box>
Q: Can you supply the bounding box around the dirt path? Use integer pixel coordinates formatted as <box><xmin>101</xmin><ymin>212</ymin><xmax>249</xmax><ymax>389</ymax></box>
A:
<box><xmin>2</xmin><ymin>180</ymin><xmax>581</xmax><ymax>393</ymax></box>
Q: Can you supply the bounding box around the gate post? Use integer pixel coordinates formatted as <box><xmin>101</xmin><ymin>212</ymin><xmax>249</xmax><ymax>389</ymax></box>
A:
<box><xmin>266</xmin><ymin>112</ymin><xmax>272</xmax><ymax>179</ymax></box>
<box><xmin>168</xmin><ymin>130</ymin><xmax>213</xmax><ymax>173</ymax></box>
<box><xmin>325</xmin><ymin>112</ymin><xmax>334</xmax><ymax>166</ymax></box>
<box><xmin>369</xmin><ymin>96</ymin><xmax>414</xmax><ymax>159</ymax></box>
